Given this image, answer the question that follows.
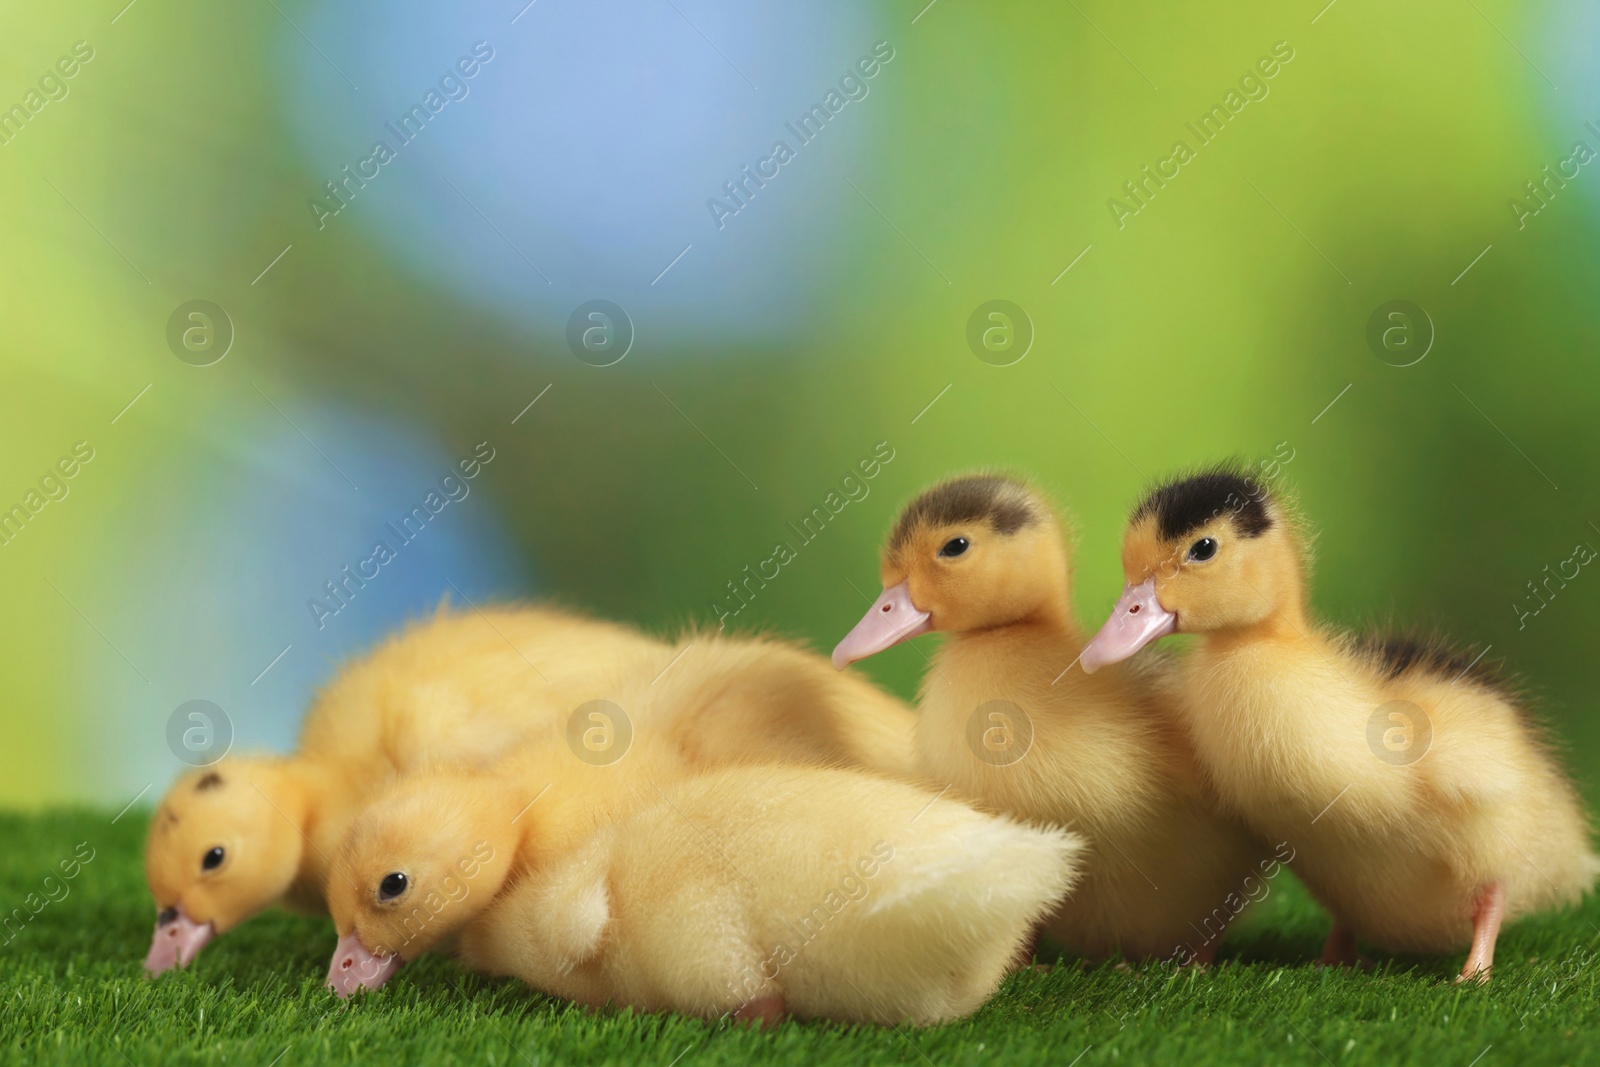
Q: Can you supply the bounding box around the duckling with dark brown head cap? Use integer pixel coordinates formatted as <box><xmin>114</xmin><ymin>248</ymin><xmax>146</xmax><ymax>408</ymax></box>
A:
<box><xmin>142</xmin><ymin>605</ymin><xmax>671</xmax><ymax>976</ymax></box>
<box><xmin>1082</xmin><ymin>465</ymin><xmax>1599</xmax><ymax>980</ymax></box>
<box><xmin>836</xmin><ymin>474</ymin><xmax>1264</xmax><ymax>964</ymax></box>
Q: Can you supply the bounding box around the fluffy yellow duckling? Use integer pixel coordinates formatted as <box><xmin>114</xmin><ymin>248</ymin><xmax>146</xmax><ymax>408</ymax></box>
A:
<box><xmin>1080</xmin><ymin>465</ymin><xmax>1599</xmax><ymax>980</ymax></box>
<box><xmin>834</xmin><ymin>475</ymin><xmax>1263</xmax><ymax>963</ymax></box>
<box><xmin>635</xmin><ymin>632</ymin><xmax>919</xmax><ymax>778</ymax></box>
<box><xmin>324</xmin><ymin>635</ymin><xmax>920</xmax><ymax>993</ymax></box>
<box><xmin>143</xmin><ymin>604</ymin><xmax>667</xmax><ymax>975</ymax></box>
<box><xmin>458</xmin><ymin>764</ymin><xmax>1080</xmax><ymax>1026</ymax></box>
<box><xmin>325</xmin><ymin>736</ymin><xmax>684</xmax><ymax>994</ymax></box>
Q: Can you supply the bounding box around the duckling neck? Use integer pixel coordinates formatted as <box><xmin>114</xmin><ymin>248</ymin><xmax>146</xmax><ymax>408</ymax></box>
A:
<box><xmin>1203</xmin><ymin>596</ymin><xmax>1313</xmax><ymax>653</ymax></box>
<box><xmin>940</xmin><ymin>605</ymin><xmax>1083</xmax><ymax>678</ymax></box>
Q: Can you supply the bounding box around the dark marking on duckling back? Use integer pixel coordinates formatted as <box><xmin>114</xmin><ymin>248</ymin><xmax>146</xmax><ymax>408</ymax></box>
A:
<box><xmin>195</xmin><ymin>772</ymin><xmax>223</xmax><ymax>791</ymax></box>
<box><xmin>889</xmin><ymin>475</ymin><xmax>1038</xmax><ymax>552</ymax></box>
<box><xmin>1134</xmin><ymin>465</ymin><xmax>1273</xmax><ymax>541</ymax></box>
<box><xmin>1350</xmin><ymin>632</ymin><xmax>1512</xmax><ymax>697</ymax></box>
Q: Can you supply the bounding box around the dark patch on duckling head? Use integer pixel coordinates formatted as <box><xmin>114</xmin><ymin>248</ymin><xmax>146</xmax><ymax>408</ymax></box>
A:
<box><xmin>1134</xmin><ymin>464</ymin><xmax>1273</xmax><ymax>542</ymax></box>
<box><xmin>888</xmin><ymin>475</ymin><xmax>1038</xmax><ymax>553</ymax></box>
<box><xmin>195</xmin><ymin>772</ymin><xmax>223</xmax><ymax>791</ymax></box>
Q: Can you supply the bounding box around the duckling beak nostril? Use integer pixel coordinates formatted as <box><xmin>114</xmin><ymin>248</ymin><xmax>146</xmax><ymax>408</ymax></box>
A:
<box><xmin>833</xmin><ymin>581</ymin><xmax>932</xmax><ymax>670</ymax></box>
<box><xmin>143</xmin><ymin>908</ymin><xmax>215</xmax><ymax>977</ymax></box>
<box><xmin>1081</xmin><ymin>579</ymin><xmax>1177</xmax><ymax>674</ymax></box>
<box><xmin>326</xmin><ymin>932</ymin><xmax>403</xmax><ymax>998</ymax></box>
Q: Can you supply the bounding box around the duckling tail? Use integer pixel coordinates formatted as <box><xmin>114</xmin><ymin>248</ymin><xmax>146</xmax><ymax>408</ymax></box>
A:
<box><xmin>851</xmin><ymin>815</ymin><xmax>1083</xmax><ymax>1018</ymax></box>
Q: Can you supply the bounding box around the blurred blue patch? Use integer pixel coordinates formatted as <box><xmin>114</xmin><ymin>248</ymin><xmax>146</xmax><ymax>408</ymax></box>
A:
<box><xmin>278</xmin><ymin>0</ymin><xmax>889</xmax><ymax>350</ymax></box>
<box><xmin>1546</xmin><ymin>0</ymin><xmax>1600</xmax><ymax>215</ymax></box>
<box><xmin>96</xmin><ymin>401</ymin><xmax>531</xmax><ymax>801</ymax></box>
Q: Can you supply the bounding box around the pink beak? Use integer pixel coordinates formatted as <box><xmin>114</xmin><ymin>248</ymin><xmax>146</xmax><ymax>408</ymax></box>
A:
<box><xmin>144</xmin><ymin>908</ymin><xmax>216</xmax><ymax>976</ymax></box>
<box><xmin>1080</xmin><ymin>579</ymin><xmax>1178</xmax><ymax>674</ymax></box>
<box><xmin>327</xmin><ymin>931</ymin><xmax>403</xmax><ymax>997</ymax></box>
<box><xmin>833</xmin><ymin>581</ymin><xmax>933</xmax><ymax>669</ymax></box>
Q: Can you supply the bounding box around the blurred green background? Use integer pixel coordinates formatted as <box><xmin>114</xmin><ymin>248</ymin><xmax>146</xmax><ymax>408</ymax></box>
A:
<box><xmin>1</xmin><ymin>0</ymin><xmax>1596</xmax><ymax>808</ymax></box>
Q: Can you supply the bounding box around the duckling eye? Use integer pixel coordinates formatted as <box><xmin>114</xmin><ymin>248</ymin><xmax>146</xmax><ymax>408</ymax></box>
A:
<box><xmin>378</xmin><ymin>872</ymin><xmax>409</xmax><ymax>902</ymax></box>
<box><xmin>938</xmin><ymin>537</ymin><xmax>970</xmax><ymax>558</ymax></box>
<box><xmin>201</xmin><ymin>846</ymin><xmax>225</xmax><ymax>872</ymax></box>
<box><xmin>1187</xmin><ymin>537</ymin><xmax>1219</xmax><ymax>563</ymax></box>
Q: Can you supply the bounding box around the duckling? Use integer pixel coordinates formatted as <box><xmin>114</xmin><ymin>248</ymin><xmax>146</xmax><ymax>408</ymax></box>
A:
<box><xmin>144</xmin><ymin>604</ymin><xmax>668</xmax><ymax>975</ymax></box>
<box><xmin>427</xmin><ymin>764</ymin><xmax>1083</xmax><ymax>1025</ymax></box>
<box><xmin>324</xmin><ymin>636</ymin><xmax>921</xmax><ymax>992</ymax></box>
<box><xmin>1079</xmin><ymin>465</ymin><xmax>1599</xmax><ymax>980</ymax></box>
<box><xmin>641</xmin><ymin>632</ymin><xmax>919</xmax><ymax>779</ymax></box>
<box><xmin>325</xmin><ymin>737</ymin><xmax>689</xmax><ymax>994</ymax></box>
<box><xmin>834</xmin><ymin>474</ymin><xmax>1264</xmax><ymax>963</ymax></box>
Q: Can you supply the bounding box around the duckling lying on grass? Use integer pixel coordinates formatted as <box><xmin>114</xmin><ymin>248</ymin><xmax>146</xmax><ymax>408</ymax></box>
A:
<box><xmin>324</xmin><ymin>635</ymin><xmax>922</xmax><ymax>994</ymax></box>
<box><xmin>324</xmin><ymin>735</ymin><xmax>683</xmax><ymax>994</ymax></box>
<box><xmin>1080</xmin><ymin>465</ymin><xmax>1599</xmax><ymax>980</ymax></box>
<box><xmin>835</xmin><ymin>474</ymin><xmax>1263</xmax><ymax>964</ymax></box>
<box><xmin>339</xmin><ymin>760</ymin><xmax>1082</xmax><ymax>1025</ymax></box>
<box><xmin>143</xmin><ymin>604</ymin><xmax>667</xmax><ymax>975</ymax></box>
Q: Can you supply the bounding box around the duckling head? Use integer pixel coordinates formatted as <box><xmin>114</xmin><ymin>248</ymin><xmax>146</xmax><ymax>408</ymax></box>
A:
<box><xmin>834</xmin><ymin>474</ymin><xmax>1066</xmax><ymax>668</ymax></box>
<box><xmin>142</xmin><ymin>758</ymin><xmax>308</xmax><ymax>976</ymax></box>
<box><xmin>325</xmin><ymin>771</ymin><xmax>518</xmax><ymax>997</ymax></box>
<box><xmin>1081</xmin><ymin>464</ymin><xmax>1303</xmax><ymax>672</ymax></box>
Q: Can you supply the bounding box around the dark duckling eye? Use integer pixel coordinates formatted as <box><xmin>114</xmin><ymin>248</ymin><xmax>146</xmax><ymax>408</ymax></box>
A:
<box><xmin>938</xmin><ymin>537</ymin><xmax>970</xmax><ymax>558</ymax></box>
<box><xmin>201</xmin><ymin>846</ymin><xmax>225</xmax><ymax>871</ymax></box>
<box><xmin>378</xmin><ymin>872</ymin><xmax>409</xmax><ymax>902</ymax></box>
<box><xmin>1187</xmin><ymin>537</ymin><xmax>1218</xmax><ymax>563</ymax></box>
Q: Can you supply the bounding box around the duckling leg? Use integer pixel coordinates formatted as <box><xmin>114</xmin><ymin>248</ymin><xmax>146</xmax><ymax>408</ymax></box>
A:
<box><xmin>1457</xmin><ymin>881</ymin><xmax>1506</xmax><ymax>984</ymax></box>
<box><xmin>1317</xmin><ymin>921</ymin><xmax>1359</xmax><ymax>967</ymax></box>
<box><xmin>731</xmin><ymin>993</ymin><xmax>787</xmax><ymax>1028</ymax></box>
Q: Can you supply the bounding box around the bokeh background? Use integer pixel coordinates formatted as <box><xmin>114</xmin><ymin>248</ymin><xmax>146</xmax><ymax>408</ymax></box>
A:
<box><xmin>1</xmin><ymin>0</ymin><xmax>1596</xmax><ymax>808</ymax></box>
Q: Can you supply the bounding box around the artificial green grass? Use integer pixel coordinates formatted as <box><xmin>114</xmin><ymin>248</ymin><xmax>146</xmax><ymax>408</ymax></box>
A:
<box><xmin>3</xmin><ymin>808</ymin><xmax>1598</xmax><ymax>1067</ymax></box>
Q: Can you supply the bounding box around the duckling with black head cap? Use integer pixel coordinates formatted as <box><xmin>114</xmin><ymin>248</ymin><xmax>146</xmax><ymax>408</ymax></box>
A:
<box><xmin>835</xmin><ymin>474</ymin><xmax>1263</xmax><ymax>964</ymax></box>
<box><xmin>1081</xmin><ymin>464</ymin><xmax>1599</xmax><ymax>981</ymax></box>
